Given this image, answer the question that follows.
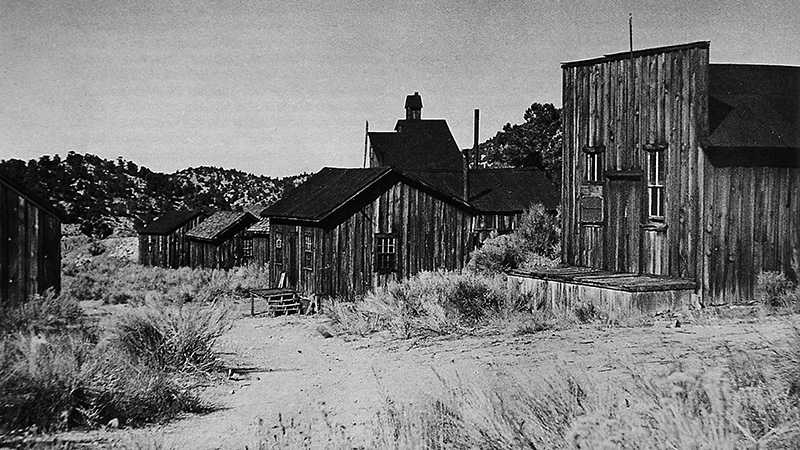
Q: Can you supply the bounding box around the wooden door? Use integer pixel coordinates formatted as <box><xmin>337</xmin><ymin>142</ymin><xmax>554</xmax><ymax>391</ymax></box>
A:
<box><xmin>605</xmin><ymin>174</ymin><xmax>642</xmax><ymax>273</ymax></box>
<box><xmin>287</xmin><ymin>233</ymin><xmax>298</xmax><ymax>288</ymax></box>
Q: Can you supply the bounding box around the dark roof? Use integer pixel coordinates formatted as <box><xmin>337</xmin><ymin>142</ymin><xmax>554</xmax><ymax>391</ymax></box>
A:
<box><xmin>706</xmin><ymin>64</ymin><xmax>800</xmax><ymax>167</ymax></box>
<box><xmin>185</xmin><ymin>211</ymin><xmax>258</xmax><ymax>242</ymax></box>
<box><xmin>369</xmin><ymin>119</ymin><xmax>464</xmax><ymax>171</ymax></box>
<box><xmin>263</xmin><ymin>167</ymin><xmax>393</xmax><ymax>222</ymax></box>
<box><xmin>408</xmin><ymin>168</ymin><xmax>560</xmax><ymax>213</ymax></box>
<box><xmin>561</xmin><ymin>41</ymin><xmax>710</xmax><ymax>68</ymax></box>
<box><xmin>0</xmin><ymin>172</ymin><xmax>66</xmax><ymax>220</ymax></box>
<box><xmin>139</xmin><ymin>210</ymin><xmax>203</xmax><ymax>235</ymax></box>
<box><xmin>242</xmin><ymin>204</ymin><xmax>268</xmax><ymax>217</ymax></box>
<box><xmin>405</xmin><ymin>92</ymin><xmax>422</xmax><ymax>110</ymax></box>
<box><xmin>247</xmin><ymin>218</ymin><xmax>270</xmax><ymax>235</ymax></box>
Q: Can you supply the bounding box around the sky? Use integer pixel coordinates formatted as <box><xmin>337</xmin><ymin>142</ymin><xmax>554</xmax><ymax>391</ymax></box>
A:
<box><xmin>2</xmin><ymin>0</ymin><xmax>799</xmax><ymax>178</ymax></box>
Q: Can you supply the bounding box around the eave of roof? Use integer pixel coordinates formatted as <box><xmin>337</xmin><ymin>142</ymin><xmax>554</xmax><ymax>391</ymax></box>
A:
<box><xmin>0</xmin><ymin>172</ymin><xmax>67</xmax><ymax>220</ymax></box>
<box><xmin>185</xmin><ymin>211</ymin><xmax>257</xmax><ymax>242</ymax></box>
<box><xmin>138</xmin><ymin>210</ymin><xmax>204</xmax><ymax>235</ymax></box>
<box><xmin>561</xmin><ymin>41</ymin><xmax>709</xmax><ymax>68</ymax></box>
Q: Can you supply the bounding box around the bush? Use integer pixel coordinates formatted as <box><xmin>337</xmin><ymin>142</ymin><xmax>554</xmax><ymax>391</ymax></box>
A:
<box><xmin>0</xmin><ymin>290</ymin><xmax>86</xmax><ymax>336</ymax></box>
<box><xmin>468</xmin><ymin>206</ymin><xmax>560</xmax><ymax>274</ymax></box>
<box><xmin>112</xmin><ymin>303</ymin><xmax>233</xmax><ymax>373</ymax></box>
<box><xmin>756</xmin><ymin>271</ymin><xmax>799</xmax><ymax>309</ymax></box>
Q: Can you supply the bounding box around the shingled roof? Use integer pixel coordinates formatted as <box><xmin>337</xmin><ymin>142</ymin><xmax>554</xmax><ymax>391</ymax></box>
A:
<box><xmin>263</xmin><ymin>167</ymin><xmax>393</xmax><ymax>223</ymax></box>
<box><xmin>185</xmin><ymin>211</ymin><xmax>258</xmax><ymax>242</ymax></box>
<box><xmin>138</xmin><ymin>210</ymin><xmax>203</xmax><ymax>235</ymax></box>
<box><xmin>706</xmin><ymin>63</ymin><xmax>800</xmax><ymax>167</ymax></box>
<box><xmin>369</xmin><ymin>119</ymin><xmax>464</xmax><ymax>171</ymax></box>
<box><xmin>408</xmin><ymin>168</ymin><xmax>560</xmax><ymax>213</ymax></box>
<box><xmin>246</xmin><ymin>218</ymin><xmax>270</xmax><ymax>235</ymax></box>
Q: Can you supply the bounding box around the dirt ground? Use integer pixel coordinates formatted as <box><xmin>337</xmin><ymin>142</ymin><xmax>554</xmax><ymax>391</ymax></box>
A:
<box><xmin>83</xmin><ymin>308</ymin><xmax>792</xmax><ymax>450</ymax></box>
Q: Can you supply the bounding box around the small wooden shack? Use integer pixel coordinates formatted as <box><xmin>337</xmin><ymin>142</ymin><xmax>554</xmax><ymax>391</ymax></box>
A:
<box><xmin>262</xmin><ymin>166</ymin><xmax>557</xmax><ymax>299</ymax></box>
<box><xmin>510</xmin><ymin>41</ymin><xmax>800</xmax><ymax>310</ymax></box>
<box><xmin>186</xmin><ymin>211</ymin><xmax>259</xmax><ymax>269</ymax></box>
<box><xmin>138</xmin><ymin>210</ymin><xmax>204</xmax><ymax>268</ymax></box>
<box><xmin>0</xmin><ymin>173</ymin><xmax>62</xmax><ymax>306</ymax></box>
<box><xmin>246</xmin><ymin>218</ymin><xmax>270</xmax><ymax>266</ymax></box>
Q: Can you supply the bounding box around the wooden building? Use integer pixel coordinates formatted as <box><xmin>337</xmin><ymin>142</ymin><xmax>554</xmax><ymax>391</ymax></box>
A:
<box><xmin>246</xmin><ymin>218</ymin><xmax>270</xmax><ymax>266</ymax></box>
<box><xmin>512</xmin><ymin>41</ymin><xmax>799</xmax><ymax>309</ymax></box>
<box><xmin>1</xmin><ymin>173</ymin><xmax>62</xmax><ymax>306</ymax></box>
<box><xmin>186</xmin><ymin>211</ymin><xmax>259</xmax><ymax>269</ymax></box>
<box><xmin>262</xmin><ymin>166</ymin><xmax>557</xmax><ymax>299</ymax></box>
<box><xmin>367</xmin><ymin>92</ymin><xmax>465</xmax><ymax>172</ymax></box>
<box><xmin>138</xmin><ymin>210</ymin><xmax>204</xmax><ymax>268</ymax></box>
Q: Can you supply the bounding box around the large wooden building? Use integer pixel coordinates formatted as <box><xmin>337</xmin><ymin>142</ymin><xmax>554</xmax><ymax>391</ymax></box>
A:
<box><xmin>1</xmin><ymin>173</ymin><xmax>62</xmax><ymax>306</ymax></box>
<box><xmin>540</xmin><ymin>41</ymin><xmax>800</xmax><ymax>307</ymax></box>
<box><xmin>186</xmin><ymin>211</ymin><xmax>259</xmax><ymax>269</ymax></box>
<box><xmin>138</xmin><ymin>210</ymin><xmax>204</xmax><ymax>268</ymax></box>
<box><xmin>262</xmin><ymin>166</ymin><xmax>557</xmax><ymax>299</ymax></box>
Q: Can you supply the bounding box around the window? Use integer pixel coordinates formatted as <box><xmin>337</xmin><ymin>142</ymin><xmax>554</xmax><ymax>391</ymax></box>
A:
<box><xmin>275</xmin><ymin>233</ymin><xmax>283</xmax><ymax>265</ymax></box>
<box><xmin>374</xmin><ymin>235</ymin><xmax>398</xmax><ymax>273</ymax></box>
<box><xmin>646</xmin><ymin>148</ymin><xmax>665</xmax><ymax>219</ymax></box>
<box><xmin>243</xmin><ymin>238</ymin><xmax>253</xmax><ymax>259</ymax></box>
<box><xmin>303</xmin><ymin>234</ymin><xmax>313</xmax><ymax>269</ymax></box>
<box><xmin>583</xmin><ymin>145</ymin><xmax>605</xmax><ymax>183</ymax></box>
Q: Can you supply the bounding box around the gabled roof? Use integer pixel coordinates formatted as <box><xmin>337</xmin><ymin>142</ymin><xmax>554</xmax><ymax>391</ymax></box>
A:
<box><xmin>139</xmin><ymin>210</ymin><xmax>203</xmax><ymax>235</ymax></box>
<box><xmin>263</xmin><ymin>167</ymin><xmax>394</xmax><ymax>223</ymax></box>
<box><xmin>247</xmin><ymin>218</ymin><xmax>270</xmax><ymax>235</ymax></box>
<box><xmin>408</xmin><ymin>168</ymin><xmax>560</xmax><ymax>213</ymax></box>
<box><xmin>185</xmin><ymin>211</ymin><xmax>258</xmax><ymax>242</ymax></box>
<box><xmin>0</xmin><ymin>172</ymin><xmax>66</xmax><ymax>220</ymax></box>
<box><xmin>369</xmin><ymin>119</ymin><xmax>464</xmax><ymax>171</ymax></box>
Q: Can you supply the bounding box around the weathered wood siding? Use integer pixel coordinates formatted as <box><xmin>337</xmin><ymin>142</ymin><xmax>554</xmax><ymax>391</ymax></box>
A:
<box><xmin>138</xmin><ymin>217</ymin><xmax>203</xmax><ymax>268</ymax></box>
<box><xmin>700</xmin><ymin>166</ymin><xmax>800</xmax><ymax>304</ymax></box>
<box><xmin>1</xmin><ymin>179</ymin><xmax>61</xmax><ymax>306</ymax></box>
<box><xmin>269</xmin><ymin>180</ymin><xmax>473</xmax><ymax>300</ymax></box>
<box><xmin>250</xmin><ymin>234</ymin><xmax>270</xmax><ymax>267</ymax></box>
<box><xmin>188</xmin><ymin>229</ymin><xmax>251</xmax><ymax>270</ymax></box>
<box><xmin>562</xmin><ymin>42</ymin><xmax>709</xmax><ymax>281</ymax></box>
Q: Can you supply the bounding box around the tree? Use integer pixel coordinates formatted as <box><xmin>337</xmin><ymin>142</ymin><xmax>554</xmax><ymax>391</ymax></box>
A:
<box><xmin>479</xmin><ymin>103</ymin><xmax>562</xmax><ymax>185</ymax></box>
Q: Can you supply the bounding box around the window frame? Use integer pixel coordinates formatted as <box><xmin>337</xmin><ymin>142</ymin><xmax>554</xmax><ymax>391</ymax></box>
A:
<box><xmin>582</xmin><ymin>145</ymin><xmax>605</xmax><ymax>184</ymax></box>
<box><xmin>374</xmin><ymin>234</ymin><xmax>398</xmax><ymax>274</ymax></box>
<box><xmin>243</xmin><ymin>237</ymin><xmax>253</xmax><ymax>260</ymax></box>
<box><xmin>274</xmin><ymin>233</ymin><xmax>283</xmax><ymax>265</ymax></box>
<box><xmin>645</xmin><ymin>144</ymin><xmax>667</xmax><ymax>220</ymax></box>
<box><xmin>302</xmin><ymin>233</ymin><xmax>313</xmax><ymax>270</ymax></box>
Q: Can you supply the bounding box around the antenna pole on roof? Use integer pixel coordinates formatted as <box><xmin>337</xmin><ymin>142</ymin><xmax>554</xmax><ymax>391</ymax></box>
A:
<box><xmin>363</xmin><ymin>120</ymin><xmax>369</xmax><ymax>168</ymax></box>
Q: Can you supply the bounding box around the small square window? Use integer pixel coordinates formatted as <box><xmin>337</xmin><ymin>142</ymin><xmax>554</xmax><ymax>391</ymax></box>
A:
<box><xmin>375</xmin><ymin>235</ymin><xmax>398</xmax><ymax>273</ymax></box>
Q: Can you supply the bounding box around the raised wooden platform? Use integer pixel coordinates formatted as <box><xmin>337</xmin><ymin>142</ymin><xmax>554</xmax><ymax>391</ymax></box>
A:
<box><xmin>507</xmin><ymin>266</ymin><xmax>697</xmax><ymax>314</ymax></box>
<box><xmin>249</xmin><ymin>288</ymin><xmax>301</xmax><ymax>316</ymax></box>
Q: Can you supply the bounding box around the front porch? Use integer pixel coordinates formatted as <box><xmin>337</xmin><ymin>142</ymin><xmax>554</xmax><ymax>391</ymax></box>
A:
<box><xmin>507</xmin><ymin>266</ymin><xmax>698</xmax><ymax>315</ymax></box>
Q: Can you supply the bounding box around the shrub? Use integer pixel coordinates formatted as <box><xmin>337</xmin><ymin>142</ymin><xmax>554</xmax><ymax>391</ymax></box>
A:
<box><xmin>112</xmin><ymin>303</ymin><xmax>233</xmax><ymax>373</ymax></box>
<box><xmin>0</xmin><ymin>290</ymin><xmax>87</xmax><ymax>336</ymax></box>
<box><xmin>756</xmin><ymin>271</ymin><xmax>799</xmax><ymax>309</ymax></box>
<box><xmin>468</xmin><ymin>205</ymin><xmax>560</xmax><ymax>274</ymax></box>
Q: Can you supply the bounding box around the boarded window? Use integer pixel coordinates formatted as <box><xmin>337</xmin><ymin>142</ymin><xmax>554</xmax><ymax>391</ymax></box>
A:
<box><xmin>647</xmin><ymin>149</ymin><xmax>665</xmax><ymax>218</ymax></box>
<box><xmin>580</xmin><ymin>196</ymin><xmax>603</xmax><ymax>223</ymax></box>
<box><xmin>374</xmin><ymin>235</ymin><xmax>398</xmax><ymax>273</ymax></box>
<box><xmin>303</xmin><ymin>234</ymin><xmax>313</xmax><ymax>269</ymax></box>
<box><xmin>275</xmin><ymin>233</ymin><xmax>283</xmax><ymax>265</ymax></box>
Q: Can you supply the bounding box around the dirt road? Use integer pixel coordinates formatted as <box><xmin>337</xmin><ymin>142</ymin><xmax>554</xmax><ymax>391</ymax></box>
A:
<box><xmin>147</xmin><ymin>312</ymin><xmax>796</xmax><ymax>449</ymax></box>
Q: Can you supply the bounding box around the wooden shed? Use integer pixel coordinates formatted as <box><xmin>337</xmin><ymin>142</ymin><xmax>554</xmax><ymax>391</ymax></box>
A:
<box><xmin>1</xmin><ymin>173</ymin><xmax>62</xmax><ymax>306</ymax></box>
<box><xmin>262</xmin><ymin>166</ymin><xmax>557</xmax><ymax>300</ymax></box>
<box><xmin>186</xmin><ymin>211</ymin><xmax>259</xmax><ymax>269</ymax></box>
<box><xmin>511</xmin><ymin>41</ymin><xmax>799</xmax><ymax>310</ymax></box>
<box><xmin>138</xmin><ymin>210</ymin><xmax>204</xmax><ymax>268</ymax></box>
<box><xmin>246</xmin><ymin>218</ymin><xmax>270</xmax><ymax>267</ymax></box>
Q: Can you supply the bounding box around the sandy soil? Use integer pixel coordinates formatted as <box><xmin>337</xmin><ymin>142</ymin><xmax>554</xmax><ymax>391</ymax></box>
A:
<box><xmin>112</xmin><ymin>310</ymin><xmax>797</xmax><ymax>450</ymax></box>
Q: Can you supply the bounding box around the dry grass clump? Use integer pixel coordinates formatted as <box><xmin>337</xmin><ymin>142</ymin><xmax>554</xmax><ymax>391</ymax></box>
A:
<box><xmin>112</xmin><ymin>303</ymin><xmax>233</xmax><ymax>373</ymax></box>
<box><xmin>62</xmin><ymin>251</ymin><xmax>271</xmax><ymax>305</ymax></box>
<box><xmin>326</xmin><ymin>271</ymin><xmax>514</xmax><ymax>338</ymax></box>
<box><xmin>756</xmin><ymin>270</ymin><xmax>800</xmax><ymax>311</ymax></box>
<box><xmin>0</xmin><ymin>295</ymin><xmax>227</xmax><ymax>434</ymax></box>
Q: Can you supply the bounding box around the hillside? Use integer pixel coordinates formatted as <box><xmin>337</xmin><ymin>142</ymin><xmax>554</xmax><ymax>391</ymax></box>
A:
<box><xmin>0</xmin><ymin>151</ymin><xmax>308</xmax><ymax>236</ymax></box>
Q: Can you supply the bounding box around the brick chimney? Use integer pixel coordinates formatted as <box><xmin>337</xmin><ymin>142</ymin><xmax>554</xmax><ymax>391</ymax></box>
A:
<box><xmin>405</xmin><ymin>92</ymin><xmax>422</xmax><ymax>120</ymax></box>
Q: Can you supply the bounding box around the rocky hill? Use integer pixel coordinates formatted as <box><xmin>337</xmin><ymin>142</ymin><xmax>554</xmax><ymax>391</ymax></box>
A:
<box><xmin>0</xmin><ymin>151</ymin><xmax>308</xmax><ymax>237</ymax></box>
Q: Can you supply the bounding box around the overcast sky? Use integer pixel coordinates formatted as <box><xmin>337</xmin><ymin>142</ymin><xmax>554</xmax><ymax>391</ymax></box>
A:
<box><xmin>2</xmin><ymin>0</ymin><xmax>799</xmax><ymax>177</ymax></box>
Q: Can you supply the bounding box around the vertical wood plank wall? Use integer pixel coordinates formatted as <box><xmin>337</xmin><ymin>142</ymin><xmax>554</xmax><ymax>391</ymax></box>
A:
<box><xmin>138</xmin><ymin>216</ymin><xmax>204</xmax><ymax>268</ymax></box>
<box><xmin>1</xmin><ymin>180</ymin><xmax>61</xmax><ymax>306</ymax></box>
<box><xmin>563</xmin><ymin>42</ymin><xmax>800</xmax><ymax>304</ymax></box>
<box><xmin>269</xmin><ymin>181</ymin><xmax>473</xmax><ymax>300</ymax></box>
<box><xmin>187</xmin><ymin>228</ymin><xmax>252</xmax><ymax>270</ymax></box>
